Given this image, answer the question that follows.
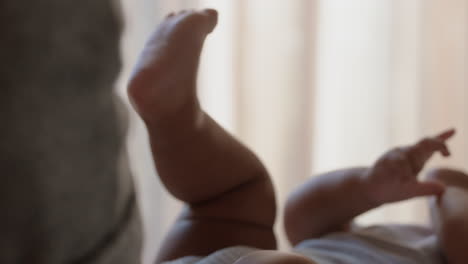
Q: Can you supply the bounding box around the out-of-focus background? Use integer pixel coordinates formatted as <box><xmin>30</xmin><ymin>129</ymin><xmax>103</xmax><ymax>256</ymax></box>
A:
<box><xmin>116</xmin><ymin>0</ymin><xmax>468</xmax><ymax>263</ymax></box>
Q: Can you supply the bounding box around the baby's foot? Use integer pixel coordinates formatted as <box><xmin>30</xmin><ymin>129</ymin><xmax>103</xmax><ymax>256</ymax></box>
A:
<box><xmin>128</xmin><ymin>9</ymin><xmax>218</xmax><ymax>125</ymax></box>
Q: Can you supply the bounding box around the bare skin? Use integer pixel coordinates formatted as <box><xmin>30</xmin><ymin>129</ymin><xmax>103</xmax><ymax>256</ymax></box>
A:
<box><xmin>427</xmin><ymin>168</ymin><xmax>468</xmax><ymax>264</ymax></box>
<box><xmin>285</xmin><ymin>129</ymin><xmax>468</xmax><ymax>264</ymax></box>
<box><xmin>285</xmin><ymin>129</ymin><xmax>453</xmax><ymax>244</ymax></box>
<box><xmin>128</xmin><ymin>9</ymin><xmax>279</xmax><ymax>263</ymax></box>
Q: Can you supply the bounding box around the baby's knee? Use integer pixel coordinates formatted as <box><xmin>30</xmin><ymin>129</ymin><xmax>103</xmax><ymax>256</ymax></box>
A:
<box><xmin>438</xmin><ymin>216</ymin><xmax>468</xmax><ymax>264</ymax></box>
<box><xmin>426</xmin><ymin>168</ymin><xmax>468</xmax><ymax>189</ymax></box>
<box><xmin>427</xmin><ymin>168</ymin><xmax>468</xmax><ymax>264</ymax></box>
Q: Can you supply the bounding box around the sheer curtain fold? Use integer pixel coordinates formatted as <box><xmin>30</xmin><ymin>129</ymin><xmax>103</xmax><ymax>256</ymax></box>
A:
<box><xmin>118</xmin><ymin>1</ymin><xmax>468</xmax><ymax>262</ymax></box>
<box><xmin>232</xmin><ymin>0</ymin><xmax>318</xmax><ymax>249</ymax></box>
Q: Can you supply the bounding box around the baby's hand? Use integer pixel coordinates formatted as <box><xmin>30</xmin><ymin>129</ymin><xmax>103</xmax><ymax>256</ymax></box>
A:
<box><xmin>365</xmin><ymin>129</ymin><xmax>455</xmax><ymax>205</ymax></box>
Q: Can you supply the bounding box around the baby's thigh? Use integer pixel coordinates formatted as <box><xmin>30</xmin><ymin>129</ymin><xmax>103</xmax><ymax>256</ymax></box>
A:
<box><xmin>427</xmin><ymin>168</ymin><xmax>468</xmax><ymax>264</ymax></box>
<box><xmin>234</xmin><ymin>250</ymin><xmax>317</xmax><ymax>264</ymax></box>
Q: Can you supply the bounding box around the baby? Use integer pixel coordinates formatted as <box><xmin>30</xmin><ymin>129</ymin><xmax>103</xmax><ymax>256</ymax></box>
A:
<box><xmin>127</xmin><ymin>9</ymin><xmax>468</xmax><ymax>264</ymax></box>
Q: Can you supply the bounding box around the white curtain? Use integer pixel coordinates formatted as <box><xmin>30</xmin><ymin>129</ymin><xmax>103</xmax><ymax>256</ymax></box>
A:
<box><xmin>117</xmin><ymin>0</ymin><xmax>468</xmax><ymax>263</ymax></box>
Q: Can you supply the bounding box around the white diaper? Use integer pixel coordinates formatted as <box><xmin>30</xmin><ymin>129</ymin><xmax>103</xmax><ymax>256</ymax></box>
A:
<box><xmin>162</xmin><ymin>224</ymin><xmax>445</xmax><ymax>264</ymax></box>
<box><xmin>294</xmin><ymin>224</ymin><xmax>445</xmax><ymax>264</ymax></box>
<box><xmin>161</xmin><ymin>246</ymin><xmax>257</xmax><ymax>264</ymax></box>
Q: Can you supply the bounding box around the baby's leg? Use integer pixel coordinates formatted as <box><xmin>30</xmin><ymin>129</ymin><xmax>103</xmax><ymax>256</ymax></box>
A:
<box><xmin>128</xmin><ymin>9</ymin><xmax>277</xmax><ymax>262</ymax></box>
<box><xmin>427</xmin><ymin>168</ymin><xmax>468</xmax><ymax>264</ymax></box>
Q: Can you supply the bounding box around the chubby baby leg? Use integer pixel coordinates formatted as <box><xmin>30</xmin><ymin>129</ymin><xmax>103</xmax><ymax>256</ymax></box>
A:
<box><xmin>427</xmin><ymin>168</ymin><xmax>468</xmax><ymax>264</ymax></box>
<box><xmin>127</xmin><ymin>9</ymin><xmax>277</xmax><ymax>262</ymax></box>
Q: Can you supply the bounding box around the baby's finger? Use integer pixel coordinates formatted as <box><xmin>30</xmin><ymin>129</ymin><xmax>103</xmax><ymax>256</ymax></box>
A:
<box><xmin>438</xmin><ymin>143</ymin><xmax>450</xmax><ymax>157</ymax></box>
<box><xmin>424</xmin><ymin>138</ymin><xmax>451</xmax><ymax>157</ymax></box>
<box><xmin>409</xmin><ymin>180</ymin><xmax>446</xmax><ymax>198</ymax></box>
<box><xmin>411</xmin><ymin>137</ymin><xmax>450</xmax><ymax>157</ymax></box>
<box><xmin>404</xmin><ymin>138</ymin><xmax>451</xmax><ymax>173</ymax></box>
<box><xmin>436</xmin><ymin>128</ymin><xmax>456</xmax><ymax>141</ymax></box>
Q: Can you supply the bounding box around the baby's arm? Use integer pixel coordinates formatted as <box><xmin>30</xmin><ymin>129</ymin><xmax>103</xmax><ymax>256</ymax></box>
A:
<box><xmin>284</xmin><ymin>129</ymin><xmax>454</xmax><ymax>245</ymax></box>
<box><xmin>284</xmin><ymin>167</ymin><xmax>376</xmax><ymax>245</ymax></box>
